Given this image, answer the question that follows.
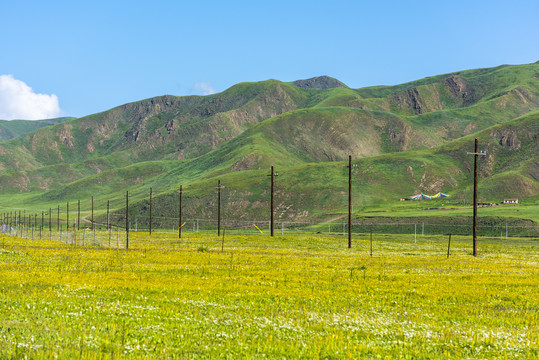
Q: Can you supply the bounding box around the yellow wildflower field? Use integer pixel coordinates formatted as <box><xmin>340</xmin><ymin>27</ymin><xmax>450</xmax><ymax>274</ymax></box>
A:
<box><xmin>0</xmin><ymin>232</ymin><xmax>538</xmax><ymax>358</ymax></box>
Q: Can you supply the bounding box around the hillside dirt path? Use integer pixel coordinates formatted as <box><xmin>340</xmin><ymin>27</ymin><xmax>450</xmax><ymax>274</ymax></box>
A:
<box><xmin>321</xmin><ymin>214</ymin><xmax>347</xmax><ymax>224</ymax></box>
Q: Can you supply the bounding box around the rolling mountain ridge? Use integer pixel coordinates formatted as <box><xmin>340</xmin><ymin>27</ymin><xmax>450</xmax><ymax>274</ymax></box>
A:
<box><xmin>0</xmin><ymin>62</ymin><xmax>537</xmax><ymax>226</ymax></box>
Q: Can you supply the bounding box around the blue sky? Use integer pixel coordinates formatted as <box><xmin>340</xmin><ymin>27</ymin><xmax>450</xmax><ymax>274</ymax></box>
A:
<box><xmin>1</xmin><ymin>0</ymin><xmax>538</xmax><ymax>119</ymax></box>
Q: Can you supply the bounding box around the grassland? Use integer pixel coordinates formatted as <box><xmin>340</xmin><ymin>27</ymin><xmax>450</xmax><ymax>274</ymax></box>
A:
<box><xmin>1</xmin><ymin>231</ymin><xmax>537</xmax><ymax>358</ymax></box>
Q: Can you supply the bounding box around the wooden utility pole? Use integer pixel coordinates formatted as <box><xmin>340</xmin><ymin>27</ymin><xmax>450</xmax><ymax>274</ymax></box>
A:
<box><xmin>271</xmin><ymin>166</ymin><xmax>275</xmax><ymax>237</ymax></box>
<box><xmin>267</xmin><ymin>166</ymin><xmax>278</xmax><ymax>237</ymax></box>
<box><xmin>57</xmin><ymin>206</ymin><xmax>60</xmax><ymax>231</ymax></box>
<box><xmin>468</xmin><ymin>138</ymin><xmax>486</xmax><ymax>257</ymax></box>
<box><xmin>107</xmin><ymin>200</ymin><xmax>111</xmax><ymax>245</ymax></box>
<box><xmin>126</xmin><ymin>191</ymin><xmax>129</xmax><ymax>249</ymax></box>
<box><xmin>178</xmin><ymin>185</ymin><xmax>183</xmax><ymax>239</ymax></box>
<box><xmin>348</xmin><ymin>155</ymin><xmax>352</xmax><ymax>248</ymax></box>
<box><xmin>473</xmin><ymin>139</ymin><xmax>478</xmax><ymax>256</ymax></box>
<box><xmin>66</xmin><ymin>202</ymin><xmax>69</xmax><ymax>231</ymax></box>
<box><xmin>149</xmin><ymin>187</ymin><xmax>153</xmax><ymax>235</ymax></box>
<box><xmin>78</xmin><ymin>200</ymin><xmax>80</xmax><ymax>230</ymax></box>
<box><xmin>216</xmin><ymin>180</ymin><xmax>224</xmax><ymax>236</ymax></box>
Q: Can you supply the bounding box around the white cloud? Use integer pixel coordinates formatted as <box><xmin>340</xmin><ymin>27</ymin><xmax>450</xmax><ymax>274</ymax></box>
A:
<box><xmin>192</xmin><ymin>81</ymin><xmax>216</xmax><ymax>96</ymax></box>
<box><xmin>0</xmin><ymin>75</ymin><xmax>62</xmax><ymax>120</ymax></box>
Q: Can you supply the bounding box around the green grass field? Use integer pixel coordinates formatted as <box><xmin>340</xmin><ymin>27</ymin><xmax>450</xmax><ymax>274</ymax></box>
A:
<box><xmin>1</xmin><ymin>231</ymin><xmax>537</xmax><ymax>358</ymax></box>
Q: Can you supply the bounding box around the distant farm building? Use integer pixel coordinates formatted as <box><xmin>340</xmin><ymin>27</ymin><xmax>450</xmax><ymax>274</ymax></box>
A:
<box><xmin>503</xmin><ymin>198</ymin><xmax>518</xmax><ymax>204</ymax></box>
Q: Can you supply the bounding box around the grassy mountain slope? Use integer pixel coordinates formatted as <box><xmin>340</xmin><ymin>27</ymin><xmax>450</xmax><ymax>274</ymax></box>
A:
<box><xmin>0</xmin><ymin>81</ymin><xmax>313</xmax><ymax>174</ymax></box>
<box><xmin>1</xmin><ymin>63</ymin><xmax>538</xmax><ymax>177</ymax></box>
<box><xmin>7</xmin><ymin>109</ymin><xmax>535</xmax><ymax>229</ymax></box>
<box><xmin>125</xmin><ymin>110</ymin><xmax>537</xmax><ymax>227</ymax></box>
<box><xmin>0</xmin><ymin>117</ymin><xmax>74</xmax><ymax>142</ymax></box>
<box><xmin>0</xmin><ymin>63</ymin><xmax>537</xmax><ymax>229</ymax></box>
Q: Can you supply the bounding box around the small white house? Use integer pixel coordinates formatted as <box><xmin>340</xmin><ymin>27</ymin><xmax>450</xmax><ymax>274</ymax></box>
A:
<box><xmin>503</xmin><ymin>198</ymin><xmax>518</xmax><ymax>204</ymax></box>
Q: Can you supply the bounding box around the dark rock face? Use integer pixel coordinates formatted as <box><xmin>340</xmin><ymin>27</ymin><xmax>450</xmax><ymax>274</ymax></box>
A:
<box><xmin>292</xmin><ymin>76</ymin><xmax>348</xmax><ymax>89</ymax></box>
<box><xmin>391</xmin><ymin>87</ymin><xmax>426</xmax><ymax>114</ymax></box>
<box><xmin>406</xmin><ymin>87</ymin><xmax>423</xmax><ymax>114</ymax></box>
<box><xmin>444</xmin><ymin>75</ymin><xmax>468</xmax><ymax>99</ymax></box>
<box><xmin>499</xmin><ymin>131</ymin><xmax>521</xmax><ymax>150</ymax></box>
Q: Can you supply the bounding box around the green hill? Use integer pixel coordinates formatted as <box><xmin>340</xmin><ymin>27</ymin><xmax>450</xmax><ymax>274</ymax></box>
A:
<box><xmin>0</xmin><ymin>117</ymin><xmax>74</xmax><ymax>142</ymax></box>
<box><xmin>0</xmin><ymin>63</ymin><xmax>537</xmax><ymax>232</ymax></box>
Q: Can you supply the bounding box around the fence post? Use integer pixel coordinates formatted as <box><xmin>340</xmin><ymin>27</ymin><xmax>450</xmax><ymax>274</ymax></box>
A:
<box><xmin>370</xmin><ymin>230</ymin><xmax>373</xmax><ymax>257</ymax></box>
<box><xmin>447</xmin><ymin>234</ymin><xmax>452</xmax><ymax>258</ymax></box>
<box><xmin>149</xmin><ymin>187</ymin><xmax>152</xmax><ymax>236</ymax></box>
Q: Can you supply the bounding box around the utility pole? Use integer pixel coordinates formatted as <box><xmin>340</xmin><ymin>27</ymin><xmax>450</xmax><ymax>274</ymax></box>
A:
<box><xmin>149</xmin><ymin>187</ymin><xmax>153</xmax><ymax>235</ymax></box>
<box><xmin>91</xmin><ymin>196</ymin><xmax>94</xmax><ymax>232</ymax></box>
<box><xmin>126</xmin><ymin>191</ymin><xmax>129</xmax><ymax>249</ymax></box>
<box><xmin>57</xmin><ymin>205</ymin><xmax>60</xmax><ymax>231</ymax></box>
<box><xmin>107</xmin><ymin>200</ymin><xmax>111</xmax><ymax>245</ymax></box>
<box><xmin>468</xmin><ymin>138</ymin><xmax>486</xmax><ymax>257</ymax></box>
<box><xmin>267</xmin><ymin>166</ymin><xmax>279</xmax><ymax>237</ymax></box>
<box><xmin>216</xmin><ymin>180</ymin><xmax>224</xmax><ymax>236</ymax></box>
<box><xmin>66</xmin><ymin>202</ymin><xmax>69</xmax><ymax>231</ymax></box>
<box><xmin>347</xmin><ymin>156</ymin><xmax>357</xmax><ymax>248</ymax></box>
<box><xmin>77</xmin><ymin>200</ymin><xmax>80</xmax><ymax>230</ymax></box>
<box><xmin>178</xmin><ymin>185</ymin><xmax>183</xmax><ymax>239</ymax></box>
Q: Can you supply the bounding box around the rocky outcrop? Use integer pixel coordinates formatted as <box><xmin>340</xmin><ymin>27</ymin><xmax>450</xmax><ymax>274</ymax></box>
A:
<box><xmin>392</xmin><ymin>87</ymin><xmax>426</xmax><ymax>114</ymax></box>
<box><xmin>293</xmin><ymin>76</ymin><xmax>348</xmax><ymax>89</ymax></box>
<box><xmin>498</xmin><ymin>131</ymin><xmax>521</xmax><ymax>150</ymax></box>
<box><xmin>444</xmin><ymin>75</ymin><xmax>468</xmax><ymax>99</ymax></box>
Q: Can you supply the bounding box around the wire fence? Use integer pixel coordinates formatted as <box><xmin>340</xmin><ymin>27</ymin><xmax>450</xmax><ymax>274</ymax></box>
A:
<box><xmin>1</xmin><ymin>215</ymin><xmax>537</xmax><ymax>251</ymax></box>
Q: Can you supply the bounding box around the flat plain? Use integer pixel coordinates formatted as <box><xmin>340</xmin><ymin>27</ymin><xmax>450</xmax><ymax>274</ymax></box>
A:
<box><xmin>0</xmin><ymin>232</ymin><xmax>538</xmax><ymax>359</ymax></box>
